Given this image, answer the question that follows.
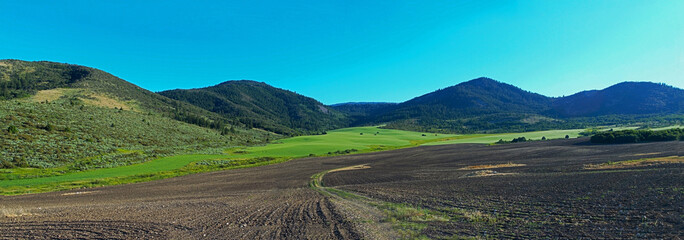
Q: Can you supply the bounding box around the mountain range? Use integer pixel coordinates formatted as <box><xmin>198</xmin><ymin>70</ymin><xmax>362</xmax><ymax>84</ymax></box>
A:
<box><xmin>3</xmin><ymin>60</ymin><xmax>684</xmax><ymax>136</ymax></box>
<box><xmin>2</xmin><ymin>59</ymin><xmax>683</xmax><ymax>167</ymax></box>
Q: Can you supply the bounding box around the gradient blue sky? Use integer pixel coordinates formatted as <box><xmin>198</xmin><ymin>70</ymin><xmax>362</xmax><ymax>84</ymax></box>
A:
<box><xmin>2</xmin><ymin>0</ymin><xmax>683</xmax><ymax>104</ymax></box>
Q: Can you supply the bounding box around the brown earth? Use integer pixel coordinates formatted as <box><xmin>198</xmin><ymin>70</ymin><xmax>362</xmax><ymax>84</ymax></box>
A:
<box><xmin>1</xmin><ymin>138</ymin><xmax>683</xmax><ymax>239</ymax></box>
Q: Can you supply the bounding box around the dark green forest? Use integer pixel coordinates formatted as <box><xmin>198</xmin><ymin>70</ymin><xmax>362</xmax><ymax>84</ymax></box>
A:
<box><xmin>160</xmin><ymin>80</ymin><xmax>350</xmax><ymax>136</ymax></box>
<box><xmin>591</xmin><ymin>128</ymin><xmax>684</xmax><ymax>144</ymax></box>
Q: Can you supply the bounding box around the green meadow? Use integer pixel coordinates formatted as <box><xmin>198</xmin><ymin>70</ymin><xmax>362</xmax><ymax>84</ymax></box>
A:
<box><xmin>422</xmin><ymin>129</ymin><xmax>584</xmax><ymax>145</ymax></box>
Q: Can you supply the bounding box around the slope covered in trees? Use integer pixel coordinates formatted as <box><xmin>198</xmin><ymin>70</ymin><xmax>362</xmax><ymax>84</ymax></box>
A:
<box><xmin>352</xmin><ymin>78</ymin><xmax>684</xmax><ymax>133</ymax></box>
<box><xmin>160</xmin><ymin>80</ymin><xmax>350</xmax><ymax>135</ymax></box>
<box><xmin>551</xmin><ymin>82</ymin><xmax>684</xmax><ymax>117</ymax></box>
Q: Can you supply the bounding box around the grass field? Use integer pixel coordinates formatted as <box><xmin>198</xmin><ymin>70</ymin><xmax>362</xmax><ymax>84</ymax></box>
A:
<box><xmin>422</xmin><ymin>129</ymin><xmax>584</xmax><ymax>145</ymax></box>
<box><xmin>0</xmin><ymin>127</ymin><xmax>456</xmax><ymax>195</ymax></box>
<box><xmin>228</xmin><ymin>126</ymin><xmax>455</xmax><ymax>158</ymax></box>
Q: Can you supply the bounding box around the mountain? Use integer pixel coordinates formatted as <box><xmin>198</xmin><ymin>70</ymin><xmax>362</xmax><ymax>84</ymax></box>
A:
<box><xmin>330</xmin><ymin>102</ymin><xmax>397</xmax><ymax>124</ymax></box>
<box><xmin>359</xmin><ymin>78</ymin><xmax>684</xmax><ymax>133</ymax></box>
<box><xmin>358</xmin><ymin>78</ymin><xmax>555</xmax><ymax>132</ymax></box>
<box><xmin>552</xmin><ymin>82</ymin><xmax>684</xmax><ymax>117</ymax></box>
<box><xmin>0</xmin><ymin>60</ymin><xmax>269</xmax><ymax>169</ymax></box>
<box><xmin>399</xmin><ymin>77</ymin><xmax>551</xmax><ymax>116</ymax></box>
<box><xmin>160</xmin><ymin>80</ymin><xmax>350</xmax><ymax>135</ymax></box>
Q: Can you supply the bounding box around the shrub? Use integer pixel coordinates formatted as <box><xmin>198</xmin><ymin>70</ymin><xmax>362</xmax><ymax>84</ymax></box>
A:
<box><xmin>511</xmin><ymin>137</ymin><xmax>527</xmax><ymax>143</ymax></box>
<box><xmin>7</xmin><ymin>125</ymin><xmax>17</xmax><ymax>134</ymax></box>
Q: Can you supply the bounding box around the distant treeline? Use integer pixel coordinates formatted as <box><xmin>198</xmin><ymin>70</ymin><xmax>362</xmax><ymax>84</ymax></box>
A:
<box><xmin>590</xmin><ymin>128</ymin><xmax>684</xmax><ymax>144</ymax></box>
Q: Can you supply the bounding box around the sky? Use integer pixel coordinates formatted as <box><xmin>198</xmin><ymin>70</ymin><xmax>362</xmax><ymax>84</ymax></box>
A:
<box><xmin>1</xmin><ymin>0</ymin><xmax>683</xmax><ymax>104</ymax></box>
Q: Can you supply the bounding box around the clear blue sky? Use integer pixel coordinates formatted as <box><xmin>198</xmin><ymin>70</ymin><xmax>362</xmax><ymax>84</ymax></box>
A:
<box><xmin>2</xmin><ymin>0</ymin><xmax>683</xmax><ymax>104</ymax></box>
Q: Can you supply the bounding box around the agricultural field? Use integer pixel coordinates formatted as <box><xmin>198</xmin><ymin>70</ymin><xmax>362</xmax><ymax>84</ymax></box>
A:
<box><xmin>422</xmin><ymin>128</ymin><xmax>584</xmax><ymax>145</ymax></box>
<box><xmin>1</xmin><ymin>138</ymin><xmax>681</xmax><ymax>239</ymax></box>
<box><xmin>0</xmin><ymin>126</ymin><xmax>456</xmax><ymax>195</ymax></box>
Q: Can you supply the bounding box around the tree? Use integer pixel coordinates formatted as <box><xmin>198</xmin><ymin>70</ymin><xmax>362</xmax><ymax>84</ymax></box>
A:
<box><xmin>565</xmin><ymin>135</ymin><xmax>569</xmax><ymax>139</ymax></box>
<box><xmin>541</xmin><ymin>136</ymin><xmax>546</xmax><ymax>140</ymax></box>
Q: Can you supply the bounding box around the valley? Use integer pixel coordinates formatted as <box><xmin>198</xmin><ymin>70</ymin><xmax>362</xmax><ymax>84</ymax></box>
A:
<box><xmin>1</xmin><ymin>60</ymin><xmax>683</xmax><ymax>239</ymax></box>
<box><xmin>1</xmin><ymin>139</ymin><xmax>681</xmax><ymax>239</ymax></box>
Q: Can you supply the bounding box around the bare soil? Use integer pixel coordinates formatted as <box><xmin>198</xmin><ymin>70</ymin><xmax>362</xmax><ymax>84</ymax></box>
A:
<box><xmin>1</xmin><ymin>138</ymin><xmax>682</xmax><ymax>239</ymax></box>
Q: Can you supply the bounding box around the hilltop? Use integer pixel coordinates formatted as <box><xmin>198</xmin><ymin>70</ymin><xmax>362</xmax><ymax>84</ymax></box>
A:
<box><xmin>160</xmin><ymin>80</ymin><xmax>350</xmax><ymax>135</ymax></box>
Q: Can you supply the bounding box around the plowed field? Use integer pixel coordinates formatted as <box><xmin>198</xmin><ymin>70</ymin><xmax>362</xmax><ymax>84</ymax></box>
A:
<box><xmin>2</xmin><ymin>139</ymin><xmax>682</xmax><ymax>239</ymax></box>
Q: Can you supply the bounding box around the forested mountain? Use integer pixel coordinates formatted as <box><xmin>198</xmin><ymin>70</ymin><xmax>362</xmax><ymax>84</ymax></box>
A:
<box><xmin>354</xmin><ymin>78</ymin><xmax>556</xmax><ymax>133</ymax></box>
<box><xmin>551</xmin><ymin>82</ymin><xmax>684</xmax><ymax>117</ymax></box>
<box><xmin>350</xmin><ymin>78</ymin><xmax>684</xmax><ymax>133</ymax></box>
<box><xmin>331</xmin><ymin>102</ymin><xmax>397</xmax><ymax>115</ymax></box>
<box><xmin>330</xmin><ymin>102</ymin><xmax>397</xmax><ymax>125</ymax></box>
<box><xmin>160</xmin><ymin>80</ymin><xmax>350</xmax><ymax>135</ymax></box>
<box><xmin>375</xmin><ymin>77</ymin><xmax>551</xmax><ymax>120</ymax></box>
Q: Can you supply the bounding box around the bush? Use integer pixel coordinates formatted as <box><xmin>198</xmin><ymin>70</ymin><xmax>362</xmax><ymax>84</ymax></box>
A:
<box><xmin>511</xmin><ymin>137</ymin><xmax>527</xmax><ymax>143</ymax></box>
<box><xmin>7</xmin><ymin>125</ymin><xmax>17</xmax><ymax>134</ymax></box>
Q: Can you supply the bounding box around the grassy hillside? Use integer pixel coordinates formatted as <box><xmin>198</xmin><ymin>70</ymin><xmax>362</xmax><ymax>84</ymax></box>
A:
<box><xmin>160</xmin><ymin>80</ymin><xmax>350</xmax><ymax>135</ymax></box>
<box><xmin>0</xmin><ymin>97</ymin><xmax>268</xmax><ymax>169</ymax></box>
<box><xmin>0</xmin><ymin>59</ymin><xmax>256</xmax><ymax>134</ymax></box>
<box><xmin>0</xmin><ymin>60</ymin><xmax>273</xmax><ymax>170</ymax></box>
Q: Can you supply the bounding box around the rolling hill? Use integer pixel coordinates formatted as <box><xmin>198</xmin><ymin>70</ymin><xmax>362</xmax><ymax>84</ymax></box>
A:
<box><xmin>0</xmin><ymin>60</ymin><xmax>269</xmax><ymax>169</ymax></box>
<box><xmin>159</xmin><ymin>80</ymin><xmax>350</xmax><ymax>135</ymax></box>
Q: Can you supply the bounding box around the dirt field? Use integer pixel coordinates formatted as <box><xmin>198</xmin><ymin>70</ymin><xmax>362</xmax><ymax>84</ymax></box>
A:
<box><xmin>1</xmin><ymin>139</ymin><xmax>682</xmax><ymax>239</ymax></box>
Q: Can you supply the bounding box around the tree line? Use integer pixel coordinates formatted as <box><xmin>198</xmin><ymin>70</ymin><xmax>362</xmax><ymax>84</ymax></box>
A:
<box><xmin>591</xmin><ymin>128</ymin><xmax>684</xmax><ymax>144</ymax></box>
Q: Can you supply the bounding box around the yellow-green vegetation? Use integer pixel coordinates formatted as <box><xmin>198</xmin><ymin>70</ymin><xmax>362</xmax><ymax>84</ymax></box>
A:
<box><xmin>423</xmin><ymin>129</ymin><xmax>583</xmax><ymax>145</ymax></box>
<box><xmin>584</xmin><ymin>156</ymin><xmax>684</xmax><ymax>170</ymax></box>
<box><xmin>230</xmin><ymin>126</ymin><xmax>456</xmax><ymax>159</ymax></box>
<box><xmin>458</xmin><ymin>162</ymin><xmax>526</xmax><ymax>170</ymax></box>
<box><xmin>1</xmin><ymin>127</ymin><xmax>455</xmax><ymax>195</ymax></box>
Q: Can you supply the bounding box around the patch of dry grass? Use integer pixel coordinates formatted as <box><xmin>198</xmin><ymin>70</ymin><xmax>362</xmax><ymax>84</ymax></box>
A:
<box><xmin>462</xmin><ymin>170</ymin><xmax>516</xmax><ymax>178</ymax></box>
<box><xmin>459</xmin><ymin>162</ymin><xmax>526</xmax><ymax>170</ymax></box>
<box><xmin>328</xmin><ymin>164</ymin><xmax>371</xmax><ymax>173</ymax></box>
<box><xmin>28</xmin><ymin>88</ymin><xmax>138</xmax><ymax>111</ymax></box>
<box><xmin>585</xmin><ymin>156</ymin><xmax>684</xmax><ymax>170</ymax></box>
<box><xmin>81</xmin><ymin>93</ymin><xmax>137</xmax><ymax>111</ymax></box>
<box><xmin>61</xmin><ymin>191</ymin><xmax>98</xmax><ymax>196</ymax></box>
<box><xmin>631</xmin><ymin>152</ymin><xmax>663</xmax><ymax>157</ymax></box>
<box><xmin>29</xmin><ymin>88</ymin><xmax>76</xmax><ymax>102</ymax></box>
<box><xmin>0</xmin><ymin>206</ymin><xmax>33</xmax><ymax>218</ymax></box>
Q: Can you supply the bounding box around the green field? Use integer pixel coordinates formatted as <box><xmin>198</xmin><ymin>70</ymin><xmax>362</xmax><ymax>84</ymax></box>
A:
<box><xmin>0</xmin><ymin>126</ymin><xmax>456</xmax><ymax>195</ymax></box>
<box><xmin>422</xmin><ymin>129</ymin><xmax>584</xmax><ymax>145</ymax></box>
<box><xmin>229</xmin><ymin>126</ymin><xmax>454</xmax><ymax>158</ymax></box>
